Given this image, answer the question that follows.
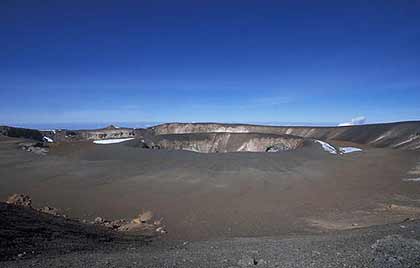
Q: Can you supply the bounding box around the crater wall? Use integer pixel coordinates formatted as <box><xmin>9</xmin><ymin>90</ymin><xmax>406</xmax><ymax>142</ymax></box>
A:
<box><xmin>153</xmin><ymin>133</ymin><xmax>305</xmax><ymax>153</ymax></box>
<box><xmin>151</xmin><ymin>121</ymin><xmax>420</xmax><ymax>150</ymax></box>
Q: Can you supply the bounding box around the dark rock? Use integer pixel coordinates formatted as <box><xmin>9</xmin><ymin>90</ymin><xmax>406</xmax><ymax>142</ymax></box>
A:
<box><xmin>2</xmin><ymin>126</ymin><xmax>43</xmax><ymax>141</ymax></box>
<box><xmin>19</xmin><ymin>142</ymin><xmax>49</xmax><ymax>155</ymax></box>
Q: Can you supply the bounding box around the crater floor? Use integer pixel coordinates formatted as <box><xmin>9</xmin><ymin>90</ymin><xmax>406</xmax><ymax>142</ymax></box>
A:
<box><xmin>1</xmin><ymin>136</ymin><xmax>420</xmax><ymax>240</ymax></box>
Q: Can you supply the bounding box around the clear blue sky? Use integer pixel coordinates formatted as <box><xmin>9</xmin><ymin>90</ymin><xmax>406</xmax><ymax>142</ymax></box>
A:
<box><xmin>1</xmin><ymin>0</ymin><xmax>420</xmax><ymax>127</ymax></box>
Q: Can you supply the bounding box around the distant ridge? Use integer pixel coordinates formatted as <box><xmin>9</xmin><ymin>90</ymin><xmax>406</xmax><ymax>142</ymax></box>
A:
<box><xmin>2</xmin><ymin>120</ymin><xmax>420</xmax><ymax>151</ymax></box>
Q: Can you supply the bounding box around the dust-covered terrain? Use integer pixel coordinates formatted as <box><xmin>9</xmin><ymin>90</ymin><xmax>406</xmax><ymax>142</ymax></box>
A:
<box><xmin>1</xmin><ymin>122</ymin><xmax>420</xmax><ymax>267</ymax></box>
<box><xmin>2</xmin><ymin>199</ymin><xmax>420</xmax><ymax>267</ymax></box>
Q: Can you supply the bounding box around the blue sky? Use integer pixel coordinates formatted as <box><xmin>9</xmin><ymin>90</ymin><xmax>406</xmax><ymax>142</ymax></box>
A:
<box><xmin>1</xmin><ymin>0</ymin><xmax>420</xmax><ymax>127</ymax></box>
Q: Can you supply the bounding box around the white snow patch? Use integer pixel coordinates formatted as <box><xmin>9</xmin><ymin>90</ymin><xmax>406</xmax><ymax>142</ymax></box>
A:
<box><xmin>93</xmin><ymin>138</ymin><xmax>134</xmax><ymax>144</ymax></box>
<box><xmin>372</xmin><ymin>134</ymin><xmax>387</xmax><ymax>143</ymax></box>
<box><xmin>403</xmin><ymin>178</ymin><xmax>420</xmax><ymax>182</ymax></box>
<box><xmin>393</xmin><ymin>135</ymin><xmax>419</xmax><ymax>148</ymax></box>
<box><xmin>339</xmin><ymin>147</ymin><xmax>363</xmax><ymax>154</ymax></box>
<box><xmin>183</xmin><ymin>148</ymin><xmax>200</xmax><ymax>153</ymax></box>
<box><xmin>315</xmin><ymin>140</ymin><xmax>337</xmax><ymax>154</ymax></box>
<box><xmin>43</xmin><ymin>136</ymin><xmax>53</xmax><ymax>143</ymax></box>
<box><xmin>237</xmin><ymin>143</ymin><xmax>248</xmax><ymax>152</ymax></box>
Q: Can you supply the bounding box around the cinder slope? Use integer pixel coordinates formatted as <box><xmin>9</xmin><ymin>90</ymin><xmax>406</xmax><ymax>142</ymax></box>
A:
<box><xmin>0</xmin><ymin>202</ymin><xmax>118</xmax><ymax>261</ymax></box>
<box><xmin>3</xmin><ymin>215</ymin><xmax>420</xmax><ymax>267</ymax></box>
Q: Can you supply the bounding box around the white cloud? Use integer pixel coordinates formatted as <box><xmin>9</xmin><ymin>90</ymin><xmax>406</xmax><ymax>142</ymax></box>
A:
<box><xmin>338</xmin><ymin>116</ymin><xmax>366</xmax><ymax>127</ymax></box>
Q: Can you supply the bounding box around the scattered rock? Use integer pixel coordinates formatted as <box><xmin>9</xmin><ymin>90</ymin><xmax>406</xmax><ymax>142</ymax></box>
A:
<box><xmin>237</xmin><ymin>256</ymin><xmax>260</xmax><ymax>267</ymax></box>
<box><xmin>386</xmin><ymin>204</ymin><xmax>420</xmax><ymax>213</ymax></box>
<box><xmin>17</xmin><ymin>252</ymin><xmax>26</xmax><ymax>258</ymax></box>
<box><xmin>115</xmin><ymin>210</ymin><xmax>167</xmax><ymax>235</ymax></box>
<box><xmin>266</xmin><ymin>143</ymin><xmax>292</xmax><ymax>152</ymax></box>
<box><xmin>132</xmin><ymin>210</ymin><xmax>153</xmax><ymax>224</ymax></box>
<box><xmin>4</xmin><ymin>194</ymin><xmax>166</xmax><ymax>238</ymax></box>
<box><xmin>94</xmin><ymin>217</ymin><xmax>106</xmax><ymax>224</ymax></box>
<box><xmin>371</xmin><ymin>235</ymin><xmax>420</xmax><ymax>268</ymax></box>
<box><xmin>153</xmin><ymin>218</ymin><xmax>163</xmax><ymax>226</ymax></box>
<box><xmin>91</xmin><ymin>211</ymin><xmax>166</xmax><ymax>235</ymax></box>
<box><xmin>402</xmin><ymin>217</ymin><xmax>414</xmax><ymax>223</ymax></box>
<box><xmin>39</xmin><ymin>206</ymin><xmax>62</xmax><ymax>217</ymax></box>
<box><xmin>92</xmin><ymin>217</ymin><xmax>129</xmax><ymax>230</ymax></box>
<box><xmin>104</xmin><ymin>219</ymin><xmax>127</xmax><ymax>230</ymax></box>
<box><xmin>6</xmin><ymin>194</ymin><xmax>32</xmax><ymax>208</ymax></box>
<box><xmin>256</xmin><ymin>259</ymin><xmax>267</xmax><ymax>266</ymax></box>
<box><xmin>19</xmin><ymin>142</ymin><xmax>49</xmax><ymax>155</ymax></box>
<box><xmin>156</xmin><ymin>226</ymin><xmax>167</xmax><ymax>234</ymax></box>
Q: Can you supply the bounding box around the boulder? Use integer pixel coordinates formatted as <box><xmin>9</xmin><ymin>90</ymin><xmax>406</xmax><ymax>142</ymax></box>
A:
<box><xmin>94</xmin><ymin>217</ymin><xmax>106</xmax><ymax>224</ymax></box>
<box><xmin>6</xmin><ymin>194</ymin><xmax>32</xmax><ymax>208</ymax></box>
<box><xmin>39</xmin><ymin>206</ymin><xmax>61</xmax><ymax>216</ymax></box>
<box><xmin>103</xmin><ymin>219</ymin><xmax>127</xmax><ymax>229</ymax></box>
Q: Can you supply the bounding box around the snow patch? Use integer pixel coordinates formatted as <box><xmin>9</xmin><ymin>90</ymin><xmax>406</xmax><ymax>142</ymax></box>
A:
<box><xmin>43</xmin><ymin>136</ymin><xmax>53</xmax><ymax>143</ymax></box>
<box><xmin>93</xmin><ymin>138</ymin><xmax>134</xmax><ymax>144</ymax></box>
<box><xmin>237</xmin><ymin>143</ymin><xmax>248</xmax><ymax>152</ymax></box>
<box><xmin>314</xmin><ymin>141</ymin><xmax>363</xmax><ymax>155</ymax></box>
<box><xmin>339</xmin><ymin>147</ymin><xmax>363</xmax><ymax>154</ymax></box>
<box><xmin>183</xmin><ymin>148</ymin><xmax>200</xmax><ymax>153</ymax></box>
<box><xmin>372</xmin><ymin>134</ymin><xmax>387</xmax><ymax>143</ymax></box>
<box><xmin>403</xmin><ymin>178</ymin><xmax>420</xmax><ymax>182</ymax></box>
<box><xmin>314</xmin><ymin>140</ymin><xmax>337</xmax><ymax>154</ymax></box>
<box><xmin>393</xmin><ymin>135</ymin><xmax>419</xmax><ymax>148</ymax></box>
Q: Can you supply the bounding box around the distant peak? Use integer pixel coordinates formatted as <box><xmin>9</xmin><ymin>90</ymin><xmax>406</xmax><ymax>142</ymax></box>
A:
<box><xmin>105</xmin><ymin>125</ymin><xmax>120</xmax><ymax>129</ymax></box>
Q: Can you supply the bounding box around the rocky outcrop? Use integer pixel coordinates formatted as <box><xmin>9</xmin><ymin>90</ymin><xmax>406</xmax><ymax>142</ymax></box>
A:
<box><xmin>19</xmin><ymin>142</ymin><xmax>49</xmax><ymax>155</ymax></box>
<box><xmin>36</xmin><ymin>125</ymin><xmax>151</xmax><ymax>143</ymax></box>
<box><xmin>153</xmin><ymin>133</ymin><xmax>305</xmax><ymax>153</ymax></box>
<box><xmin>0</xmin><ymin>126</ymin><xmax>43</xmax><ymax>141</ymax></box>
<box><xmin>39</xmin><ymin>206</ymin><xmax>64</xmax><ymax>217</ymax></box>
<box><xmin>4</xmin><ymin>194</ymin><xmax>166</xmax><ymax>237</ymax></box>
<box><xmin>45</xmin><ymin>125</ymin><xmax>138</xmax><ymax>142</ymax></box>
<box><xmin>6</xmin><ymin>194</ymin><xmax>32</xmax><ymax>208</ymax></box>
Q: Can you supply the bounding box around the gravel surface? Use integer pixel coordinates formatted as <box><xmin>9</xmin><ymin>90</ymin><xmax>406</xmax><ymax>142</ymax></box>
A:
<box><xmin>2</xmin><ymin>218</ymin><xmax>420</xmax><ymax>267</ymax></box>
